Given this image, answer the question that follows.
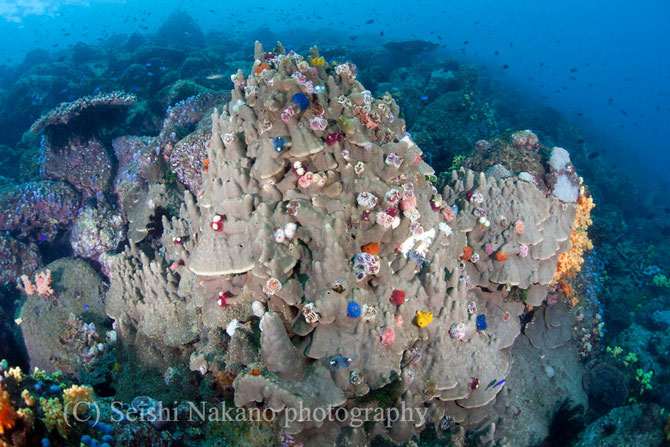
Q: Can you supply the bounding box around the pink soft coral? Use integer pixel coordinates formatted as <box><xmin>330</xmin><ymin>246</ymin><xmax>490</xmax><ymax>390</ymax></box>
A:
<box><xmin>20</xmin><ymin>269</ymin><xmax>54</xmax><ymax>296</ymax></box>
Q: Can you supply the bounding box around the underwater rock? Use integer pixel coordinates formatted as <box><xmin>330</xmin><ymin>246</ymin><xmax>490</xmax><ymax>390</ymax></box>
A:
<box><xmin>18</xmin><ymin>258</ymin><xmax>109</xmax><ymax>377</ymax></box>
<box><xmin>70</xmin><ymin>203</ymin><xmax>125</xmax><ymax>261</ymax></box>
<box><xmin>583</xmin><ymin>363</ymin><xmax>628</xmax><ymax>417</ymax></box>
<box><xmin>104</xmin><ymin>42</ymin><xmax>582</xmax><ymax>444</ymax></box>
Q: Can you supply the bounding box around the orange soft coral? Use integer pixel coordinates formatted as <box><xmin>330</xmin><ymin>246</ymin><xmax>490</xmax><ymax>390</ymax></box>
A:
<box><xmin>0</xmin><ymin>383</ymin><xmax>17</xmax><ymax>435</ymax></box>
<box><xmin>554</xmin><ymin>192</ymin><xmax>595</xmax><ymax>282</ymax></box>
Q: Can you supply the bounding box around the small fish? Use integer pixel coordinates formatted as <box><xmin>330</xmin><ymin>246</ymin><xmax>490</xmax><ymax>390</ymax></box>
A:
<box><xmin>206</xmin><ymin>73</ymin><xmax>225</xmax><ymax>80</ymax></box>
<box><xmin>365</xmin><ymin>19</ymin><xmax>374</xmax><ymax>24</ymax></box>
<box><xmin>94</xmin><ymin>86</ymin><xmax>100</xmax><ymax>93</ymax></box>
<box><xmin>503</xmin><ymin>64</ymin><xmax>509</xmax><ymax>69</ymax></box>
<box><xmin>84</xmin><ymin>304</ymin><xmax>90</xmax><ymax>311</ymax></box>
<box><xmin>588</xmin><ymin>152</ymin><xmax>600</xmax><ymax>159</ymax></box>
<box><xmin>463</xmin><ymin>40</ymin><xmax>469</xmax><ymax>45</ymax></box>
<box><xmin>486</xmin><ymin>379</ymin><xmax>497</xmax><ymax>389</ymax></box>
<box><xmin>14</xmin><ymin>318</ymin><xmax>23</xmax><ymax>326</ymax></box>
<box><xmin>39</xmin><ymin>234</ymin><xmax>48</xmax><ymax>243</ymax></box>
<box><xmin>493</xmin><ymin>379</ymin><xmax>506</xmax><ymax>388</ymax></box>
<box><xmin>147</xmin><ymin>72</ymin><xmax>154</xmax><ymax>76</ymax></box>
<box><xmin>420</xmin><ymin>95</ymin><xmax>429</xmax><ymax>101</ymax></box>
<box><xmin>60</xmin><ymin>88</ymin><xmax>68</xmax><ymax>93</ymax></box>
<box><xmin>145</xmin><ymin>62</ymin><xmax>152</xmax><ymax>67</ymax></box>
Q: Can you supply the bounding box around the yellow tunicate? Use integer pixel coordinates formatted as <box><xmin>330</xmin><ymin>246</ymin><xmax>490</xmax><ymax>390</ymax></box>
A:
<box><xmin>309</xmin><ymin>56</ymin><xmax>325</xmax><ymax>67</ymax></box>
<box><xmin>415</xmin><ymin>311</ymin><xmax>433</xmax><ymax>328</ymax></box>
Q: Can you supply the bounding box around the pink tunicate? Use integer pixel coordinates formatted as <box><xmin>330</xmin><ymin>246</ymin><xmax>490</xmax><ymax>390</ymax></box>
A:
<box><xmin>485</xmin><ymin>244</ymin><xmax>495</xmax><ymax>255</ymax></box>
<box><xmin>519</xmin><ymin>244</ymin><xmax>529</xmax><ymax>257</ymax></box>
<box><xmin>442</xmin><ymin>207</ymin><xmax>456</xmax><ymax>222</ymax></box>
<box><xmin>395</xmin><ymin>314</ymin><xmax>404</xmax><ymax>328</ymax></box>
<box><xmin>380</xmin><ymin>327</ymin><xmax>395</xmax><ymax>345</ymax></box>
<box><xmin>400</xmin><ymin>196</ymin><xmax>417</xmax><ymax>211</ymax></box>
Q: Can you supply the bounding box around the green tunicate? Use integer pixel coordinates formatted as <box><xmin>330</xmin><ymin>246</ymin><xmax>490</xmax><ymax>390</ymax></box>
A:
<box><xmin>337</xmin><ymin>116</ymin><xmax>353</xmax><ymax>135</ymax></box>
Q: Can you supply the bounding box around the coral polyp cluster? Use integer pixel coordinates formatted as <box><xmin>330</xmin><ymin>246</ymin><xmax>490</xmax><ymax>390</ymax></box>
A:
<box><xmin>102</xmin><ymin>42</ymin><xmax>583</xmax><ymax>444</ymax></box>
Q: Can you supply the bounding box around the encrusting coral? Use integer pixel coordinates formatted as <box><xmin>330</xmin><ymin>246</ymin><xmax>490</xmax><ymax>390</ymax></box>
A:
<box><xmin>105</xmin><ymin>42</ymin><xmax>583</xmax><ymax>444</ymax></box>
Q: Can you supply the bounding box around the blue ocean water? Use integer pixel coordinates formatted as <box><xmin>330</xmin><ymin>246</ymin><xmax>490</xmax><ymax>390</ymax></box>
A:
<box><xmin>1</xmin><ymin>0</ymin><xmax>668</xmax><ymax>187</ymax></box>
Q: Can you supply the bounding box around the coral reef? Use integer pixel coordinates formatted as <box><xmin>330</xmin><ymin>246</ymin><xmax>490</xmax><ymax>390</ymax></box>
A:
<box><xmin>104</xmin><ymin>42</ymin><xmax>581</xmax><ymax>444</ymax></box>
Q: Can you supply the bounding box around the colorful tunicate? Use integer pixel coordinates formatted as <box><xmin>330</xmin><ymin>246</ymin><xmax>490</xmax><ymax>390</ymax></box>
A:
<box><xmin>347</xmin><ymin>301</ymin><xmax>361</xmax><ymax>318</ymax></box>
<box><xmin>263</xmin><ymin>278</ymin><xmax>282</xmax><ymax>295</ymax></box>
<box><xmin>274</xmin><ymin>227</ymin><xmax>286</xmax><ymax>243</ymax></box>
<box><xmin>352</xmin><ymin>252</ymin><xmax>381</xmax><ymax>280</ymax></box>
<box><xmin>442</xmin><ymin>206</ymin><xmax>456</xmax><ymax>222</ymax></box>
<box><xmin>329</xmin><ymin>355</ymin><xmax>352</xmax><ymax>371</ymax></box>
<box><xmin>273</xmin><ymin>136</ymin><xmax>287</xmax><ymax>153</ymax></box>
<box><xmin>291</xmin><ymin>93</ymin><xmax>310</xmax><ymax>111</ymax></box>
<box><xmin>354</xmin><ymin>161</ymin><xmax>365</xmax><ymax>175</ymax></box>
<box><xmin>309</xmin><ymin>116</ymin><xmax>328</xmax><ymax>131</ymax></box>
<box><xmin>361</xmin><ymin>242</ymin><xmax>379</xmax><ymax>255</ymax></box>
<box><xmin>467</xmin><ymin>301</ymin><xmax>477</xmax><ymax>315</ymax></box>
<box><xmin>325</xmin><ymin>132</ymin><xmax>342</xmax><ymax>146</ymax></box>
<box><xmin>514</xmin><ymin>220</ymin><xmax>525</xmax><ymax>234</ymax></box>
<box><xmin>385</xmin><ymin>153</ymin><xmax>404</xmax><ymax>168</ymax></box>
<box><xmin>309</xmin><ymin>56</ymin><xmax>325</xmax><ymax>67</ymax></box>
<box><xmin>349</xmin><ymin>369</ymin><xmax>363</xmax><ymax>385</ymax></box>
<box><xmin>281</xmin><ymin>106</ymin><xmax>295</xmax><ymax>122</ymax></box>
<box><xmin>361</xmin><ymin>304</ymin><xmax>377</xmax><ymax>321</ymax></box>
<box><xmin>496</xmin><ymin>251</ymin><xmax>508</xmax><ymax>262</ymax></box>
<box><xmin>438</xmin><ymin>222</ymin><xmax>453</xmax><ymax>236</ymax></box>
<box><xmin>302</xmin><ymin>302</ymin><xmax>320</xmax><ymax>323</ymax></box>
<box><xmin>449</xmin><ymin>322</ymin><xmax>466</xmax><ymax>340</ymax></box>
<box><xmin>284</xmin><ymin>222</ymin><xmax>297</xmax><ymax>239</ymax></box>
<box><xmin>415</xmin><ymin>310</ymin><xmax>433</xmax><ymax>328</ymax></box>
<box><xmin>286</xmin><ymin>200</ymin><xmax>300</xmax><ymax>216</ymax></box>
<box><xmin>380</xmin><ymin>327</ymin><xmax>395</xmax><ymax>345</ymax></box>
<box><xmin>395</xmin><ymin>314</ymin><xmax>404</xmax><ymax>328</ymax></box>
<box><xmin>357</xmin><ymin>192</ymin><xmax>379</xmax><ymax>209</ymax></box>
<box><xmin>479</xmin><ymin>216</ymin><xmax>491</xmax><ymax>228</ymax></box>
<box><xmin>217</xmin><ymin>291</ymin><xmax>232</xmax><ymax>308</ymax></box>
<box><xmin>476</xmin><ymin>314</ymin><xmax>487</xmax><ymax>331</ymax></box>
<box><xmin>460</xmin><ymin>246</ymin><xmax>473</xmax><ymax>261</ymax></box>
<box><xmin>485</xmin><ymin>244</ymin><xmax>495</xmax><ymax>255</ymax></box>
<box><xmin>210</xmin><ymin>214</ymin><xmax>224</xmax><ymax>232</ymax></box>
<box><xmin>519</xmin><ymin>244</ymin><xmax>529</xmax><ymax>257</ymax></box>
<box><xmin>390</xmin><ymin>290</ymin><xmax>405</xmax><ymax>306</ymax></box>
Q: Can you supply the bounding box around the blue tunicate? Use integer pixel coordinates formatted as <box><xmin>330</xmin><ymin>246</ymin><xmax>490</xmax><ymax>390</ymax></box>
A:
<box><xmin>476</xmin><ymin>314</ymin><xmax>487</xmax><ymax>331</ymax></box>
<box><xmin>41</xmin><ymin>438</ymin><xmax>51</xmax><ymax>447</ymax></box>
<box><xmin>91</xmin><ymin>440</ymin><xmax>101</xmax><ymax>447</ymax></box>
<box><xmin>101</xmin><ymin>435</ymin><xmax>114</xmax><ymax>443</ymax></box>
<box><xmin>273</xmin><ymin>136</ymin><xmax>287</xmax><ymax>153</ymax></box>
<box><xmin>34</xmin><ymin>380</ymin><xmax>44</xmax><ymax>391</ymax></box>
<box><xmin>329</xmin><ymin>355</ymin><xmax>352</xmax><ymax>371</ymax></box>
<box><xmin>101</xmin><ymin>444</ymin><xmax>111</xmax><ymax>447</ymax></box>
<box><xmin>347</xmin><ymin>301</ymin><xmax>361</xmax><ymax>318</ymax></box>
<box><xmin>81</xmin><ymin>435</ymin><xmax>92</xmax><ymax>446</ymax></box>
<box><xmin>49</xmin><ymin>385</ymin><xmax>60</xmax><ymax>393</ymax></box>
<box><xmin>291</xmin><ymin>92</ymin><xmax>310</xmax><ymax>111</ymax></box>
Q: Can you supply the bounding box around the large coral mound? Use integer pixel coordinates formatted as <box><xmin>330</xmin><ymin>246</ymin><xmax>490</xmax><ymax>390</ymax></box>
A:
<box><xmin>106</xmin><ymin>42</ymin><xmax>580</xmax><ymax>445</ymax></box>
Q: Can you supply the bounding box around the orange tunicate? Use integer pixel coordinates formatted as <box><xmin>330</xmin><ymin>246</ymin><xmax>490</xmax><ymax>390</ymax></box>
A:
<box><xmin>362</xmin><ymin>242</ymin><xmax>379</xmax><ymax>255</ymax></box>
<box><xmin>248</xmin><ymin>369</ymin><xmax>261</xmax><ymax>376</ymax></box>
<box><xmin>255</xmin><ymin>62</ymin><xmax>270</xmax><ymax>74</ymax></box>
<box><xmin>203</xmin><ymin>159</ymin><xmax>210</xmax><ymax>167</ymax></box>
<box><xmin>495</xmin><ymin>251</ymin><xmax>508</xmax><ymax>262</ymax></box>
<box><xmin>460</xmin><ymin>246</ymin><xmax>473</xmax><ymax>261</ymax></box>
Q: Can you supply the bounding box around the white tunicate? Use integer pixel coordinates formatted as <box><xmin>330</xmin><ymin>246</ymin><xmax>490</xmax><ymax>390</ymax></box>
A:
<box><xmin>284</xmin><ymin>222</ymin><xmax>297</xmax><ymax>239</ymax></box>
<box><xmin>226</xmin><ymin>319</ymin><xmax>241</xmax><ymax>337</ymax></box>
<box><xmin>252</xmin><ymin>301</ymin><xmax>266</xmax><ymax>318</ymax></box>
